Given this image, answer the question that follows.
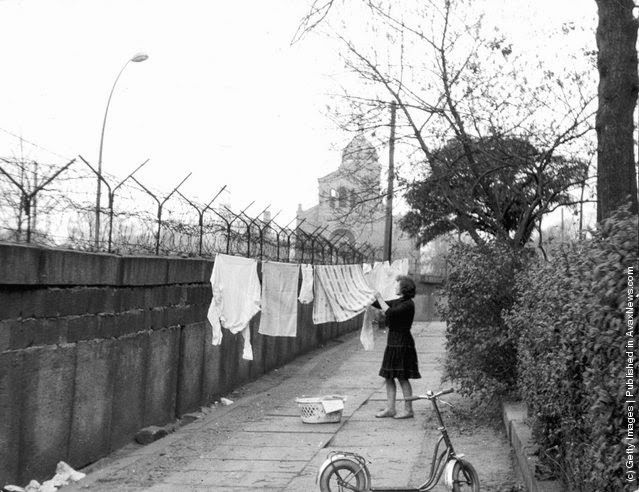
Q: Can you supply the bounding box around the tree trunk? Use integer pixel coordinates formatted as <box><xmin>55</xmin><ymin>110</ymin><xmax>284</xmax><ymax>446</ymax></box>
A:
<box><xmin>595</xmin><ymin>0</ymin><xmax>639</xmax><ymax>221</ymax></box>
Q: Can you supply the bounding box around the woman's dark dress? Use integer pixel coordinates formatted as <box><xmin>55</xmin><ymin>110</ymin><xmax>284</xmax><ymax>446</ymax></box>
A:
<box><xmin>374</xmin><ymin>297</ymin><xmax>421</xmax><ymax>380</ymax></box>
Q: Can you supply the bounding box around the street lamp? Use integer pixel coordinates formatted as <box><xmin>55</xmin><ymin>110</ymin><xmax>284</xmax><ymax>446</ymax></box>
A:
<box><xmin>94</xmin><ymin>52</ymin><xmax>148</xmax><ymax>249</ymax></box>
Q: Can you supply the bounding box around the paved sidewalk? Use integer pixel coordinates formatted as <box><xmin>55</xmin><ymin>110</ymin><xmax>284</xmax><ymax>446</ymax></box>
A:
<box><xmin>64</xmin><ymin>322</ymin><xmax>519</xmax><ymax>491</ymax></box>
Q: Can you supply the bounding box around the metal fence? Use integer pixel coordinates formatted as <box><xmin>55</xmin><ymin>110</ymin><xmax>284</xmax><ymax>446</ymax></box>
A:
<box><xmin>0</xmin><ymin>154</ymin><xmax>375</xmax><ymax>264</ymax></box>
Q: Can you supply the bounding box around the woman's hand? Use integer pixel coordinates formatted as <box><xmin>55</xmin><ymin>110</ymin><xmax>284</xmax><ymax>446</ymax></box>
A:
<box><xmin>374</xmin><ymin>292</ymin><xmax>389</xmax><ymax>312</ymax></box>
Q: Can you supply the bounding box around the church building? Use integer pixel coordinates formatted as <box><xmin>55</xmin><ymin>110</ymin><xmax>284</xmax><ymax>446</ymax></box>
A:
<box><xmin>296</xmin><ymin>133</ymin><xmax>419</xmax><ymax>272</ymax></box>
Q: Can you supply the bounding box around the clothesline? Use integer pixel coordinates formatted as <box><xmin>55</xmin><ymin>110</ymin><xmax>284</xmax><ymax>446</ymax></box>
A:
<box><xmin>206</xmin><ymin>253</ymin><xmax>412</xmax><ymax>361</ymax></box>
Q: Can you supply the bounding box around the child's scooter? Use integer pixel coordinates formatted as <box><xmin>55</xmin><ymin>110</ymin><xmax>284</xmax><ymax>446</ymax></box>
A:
<box><xmin>317</xmin><ymin>388</ymin><xmax>479</xmax><ymax>491</ymax></box>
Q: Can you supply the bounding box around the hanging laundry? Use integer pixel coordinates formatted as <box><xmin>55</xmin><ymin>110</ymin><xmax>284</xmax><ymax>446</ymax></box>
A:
<box><xmin>366</xmin><ymin>261</ymin><xmax>395</xmax><ymax>299</ymax></box>
<box><xmin>258</xmin><ymin>261</ymin><xmax>300</xmax><ymax>337</ymax></box>
<box><xmin>360</xmin><ymin>258</ymin><xmax>411</xmax><ymax>351</ymax></box>
<box><xmin>391</xmin><ymin>258</ymin><xmax>410</xmax><ymax>276</ymax></box>
<box><xmin>207</xmin><ymin>253</ymin><xmax>261</xmax><ymax>360</ymax></box>
<box><xmin>363</xmin><ymin>262</ymin><xmax>384</xmax><ymax>294</ymax></box>
<box><xmin>360</xmin><ymin>305</ymin><xmax>376</xmax><ymax>351</ymax></box>
<box><xmin>366</xmin><ymin>259</ymin><xmax>410</xmax><ymax>300</ymax></box>
<box><xmin>313</xmin><ymin>264</ymin><xmax>376</xmax><ymax>324</ymax></box>
<box><xmin>362</xmin><ymin>263</ymin><xmax>374</xmax><ymax>295</ymax></box>
<box><xmin>360</xmin><ymin>262</ymin><xmax>380</xmax><ymax>351</ymax></box>
<box><xmin>298</xmin><ymin>263</ymin><xmax>314</xmax><ymax>304</ymax></box>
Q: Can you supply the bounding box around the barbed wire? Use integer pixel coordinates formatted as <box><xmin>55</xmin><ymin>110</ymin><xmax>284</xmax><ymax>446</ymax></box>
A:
<box><xmin>0</xmin><ymin>153</ymin><xmax>374</xmax><ymax>264</ymax></box>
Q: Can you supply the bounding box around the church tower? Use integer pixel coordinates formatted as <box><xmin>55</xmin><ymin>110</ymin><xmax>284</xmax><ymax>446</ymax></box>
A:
<box><xmin>296</xmin><ymin>132</ymin><xmax>418</xmax><ymax>269</ymax></box>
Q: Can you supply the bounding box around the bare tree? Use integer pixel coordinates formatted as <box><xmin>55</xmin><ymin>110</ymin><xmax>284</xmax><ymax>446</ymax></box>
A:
<box><xmin>296</xmin><ymin>0</ymin><xmax>596</xmax><ymax>247</ymax></box>
<box><xmin>0</xmin><ymin>157</ymin><xmax>75</xmax><ymax>242</ymax></box>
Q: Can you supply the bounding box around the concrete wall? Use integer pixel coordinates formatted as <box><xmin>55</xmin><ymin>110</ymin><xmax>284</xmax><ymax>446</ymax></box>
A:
<box><xmin>0</xmin><ymin>243</ymin><xmax>361</xmax><ymax>486</ymax></box>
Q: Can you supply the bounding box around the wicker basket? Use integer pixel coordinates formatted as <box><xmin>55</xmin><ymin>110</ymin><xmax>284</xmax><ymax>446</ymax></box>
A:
<box><xmin>295</xmin><ymin>395</ymin><xmax>345</xmax><ymax>424</ymax></box>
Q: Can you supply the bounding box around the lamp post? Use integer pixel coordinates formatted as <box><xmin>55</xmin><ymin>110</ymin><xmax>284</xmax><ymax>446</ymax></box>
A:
<box><xmin>94</xmin><ymin>53</ymin><xmax>148</xmax><ymax>249</ymax></box>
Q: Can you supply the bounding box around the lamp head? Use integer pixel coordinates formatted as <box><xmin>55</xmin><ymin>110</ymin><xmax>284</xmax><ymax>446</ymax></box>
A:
<box><xmin>131</xmin><ymin>53</ymin><xmax>149</xmax><ymax>62</ymax></box>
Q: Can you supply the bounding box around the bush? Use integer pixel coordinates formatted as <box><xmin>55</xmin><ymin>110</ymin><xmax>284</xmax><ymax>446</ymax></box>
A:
<box><xmin>440</xmin><ymin>241</ymin><xmax>528</xmax><ymax>402</ymax></box>
<box><xmin>505</xmin><ymin>208</ymin><xmax>638</xmax><ymax>490</ymax></box>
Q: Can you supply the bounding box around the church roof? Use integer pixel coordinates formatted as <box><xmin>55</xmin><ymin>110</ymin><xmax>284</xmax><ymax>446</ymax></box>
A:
<box><xmin>316</xmin><ymin>132</ymin><xmax>380</xmax><ymax>183</ymax></box>
<box><xmin>318</xmin><ymin>169</ymin><xmax>341</xmax><ymax>183</ymax></box>
<box><xmin>341</xmin><ymin>133</ymin><xmax>377</xmax><ymax>165</ymax></box>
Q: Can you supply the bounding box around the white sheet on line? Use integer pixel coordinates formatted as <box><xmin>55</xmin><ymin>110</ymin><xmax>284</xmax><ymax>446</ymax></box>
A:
<box><xmin>298</xmin><ymin>264</ymin><xmax>314</xmax><ymax>304</ymax></box>
<box><xmin>360</xmin><ymin>305</ymin><xmax>376</xmax><ymax>351</ymax></box>
<box><xmin>360</xmin><ymin>258</ymin><xmax>411</xmax><ymax>350</ymax></box>
<box><xmin>392</xmin><ymin>258</ymin><xmax>410</xmax><ymax>276</ymax></box>
<box><xmin>258</xmin><ymin>261</ymin><xmax>300</xmax><ymax>337</ymax></box>
<box><xmin>312</xmin><ymin>264</ymin><xmax>376</xmax><ymax>324</ymax></box>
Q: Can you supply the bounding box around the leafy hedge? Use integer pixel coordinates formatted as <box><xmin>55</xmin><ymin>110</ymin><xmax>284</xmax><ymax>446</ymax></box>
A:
<box><xmin>440</xmin><ymin>241</ymin><xmax>528</xmax><ymax>401</ymax></box>
<box><xmin>505</xmin><ymin>208</ymin><xmax>639</xmax><ymax>490</ymax></box>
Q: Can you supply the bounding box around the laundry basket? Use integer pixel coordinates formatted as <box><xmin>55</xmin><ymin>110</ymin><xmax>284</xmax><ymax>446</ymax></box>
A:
<box><xmin>295</xmin><ymin>395</ymin><xmax>345</xmax><ymax>424</ymax></box>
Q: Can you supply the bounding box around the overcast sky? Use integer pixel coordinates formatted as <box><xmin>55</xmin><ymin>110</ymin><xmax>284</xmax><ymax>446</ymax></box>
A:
<box><xmin>0</xmin><ymin>0</ymin><xmax>596</xmax><ymax>226</ymax></box>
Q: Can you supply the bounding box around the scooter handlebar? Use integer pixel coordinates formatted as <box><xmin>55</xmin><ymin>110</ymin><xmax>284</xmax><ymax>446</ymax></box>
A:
<box><xmin>404</xmin><ymin>388</ymin><xmax>455</xmax><ymax>401</ymax></box>
<box><xmin>437</xmin><ymin>387</ymin><xmax>455</xmax><ymax>397</ymax></box>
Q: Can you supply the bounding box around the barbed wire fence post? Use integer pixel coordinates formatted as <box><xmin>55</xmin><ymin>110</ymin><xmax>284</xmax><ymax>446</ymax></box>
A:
<box><xmin>0</xmin><ymin>157</ymin><xmax>75</xmax><ymax>243</ymax></box>
<box><xmin>79</xmin><ymin>155</ymin><xmax>150</xmax><ymax>252</ymax></box>
<box><xmin>357</xmin><ymin>243</ymin><xmax>368</xmax><ymax>265</ymax></box>
<box><xmin>286</xmin><ymin>218</ymin><xmax>306</xmax><ymax>263</ymax></box>
<box><xmin>255</xmin><ymin>210</ymin><xmax>281</xmax><ymax>261</ymax></box>
<box><xmin>213</xmin><ymin>202</ymin><xmax>254</xmax><ymax>255</ymax></box>
<box><xmin>303</xmin><ymin>224</ymin><xmax>328</xmax><ymax>264</ymax></box>
<box><xmin>295</xmin><ymin>227</ymin><xmax>311</xmax><ymax>264</ymax></box>
<box><xmin>333</xmin><ymin>232</ymin><xmax>350</xmax><ymax>264</ymax></box>
<box><xmin>237</xmin><ymin>204</ymin><xmax>270</xmax><ymax>258</ymax></box>
<box><xmin>348</xmin><ymin>242</ymin><xmax>361</xmax><ymax>264</ymax></box>
<box><xmin>228</xmin><ymin>207</ymin><xmax>250</xmax><ymax>256</ymax></box>
<box><xmin>293</xmin><ymin>227</ymin><xmax>310</xmax><ymax>264</ymax></box>
<box><xmin>362</xmin><ymin>243</ymin><xmax>374</xmax><ymax>264</ymax></box>
<box><xmin>327</xmin><ymin>231</ymin><xmax>349</xmax><ymax>264</ymax></box>
<box><xmin>315</xmin><ymin>226</ymin><xmax>330</xmax><ymax>264</ymax></box>
<box><xmin>132</xmin><ymin>173</ymin><xmax>191</xmax><ymax>255</ymax></box>
<box><xmin>335</xmin><ymin>237</ymin><xmax>351</xmax><ymax>264</ymax></box>
<box><xmin>316</xmin><ymin>234</ymin><xmax>331</xmax><ymax>264</ymax></box>
<box><xmin>271</xmin><ymin>217</ymin><xmax>296</xmax><ymax>262</ymax></box>
<box><xmin>177</xmin><ymin>184</ymin><xmax>227</xmax><ymax>257</ymax></box>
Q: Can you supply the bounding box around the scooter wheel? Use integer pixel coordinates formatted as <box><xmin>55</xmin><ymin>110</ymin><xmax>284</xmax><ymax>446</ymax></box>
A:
<box><xmin>318</xmin><ymin>458</ymin><xmax>368</xmax><ymax>492</ymax></box>
<box><xmin>451</xmin><ymin>458</ymin><xmax>480</xmax><ymax>491</ymax></box>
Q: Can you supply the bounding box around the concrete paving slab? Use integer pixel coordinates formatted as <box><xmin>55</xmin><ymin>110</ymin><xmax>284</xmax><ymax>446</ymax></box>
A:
<box><xmin>204</xmin><ymin>443</ymin><xmax>318</xmax><ymax>461</ymax></box>
<box><xmin>282</xmin><ymin>471</ymin><xmax>318</xmax><ymax>491</ymax></box>
<box><xmin>221</xmin><ymin>431</ymin><xmax>332</xmax><ymax>448</ymax></box>
<box><xmin>241</xmin><ymin>415</ymin><xmax>341</xmax><ymax>434</ymax></box>
<box><xmin>179</xmin><ymin>458</ymin><xmax>308</xmax><ymax>473</ymax></box>
<box><xmin>159</xmin><ymin>469</ymin><xmax>296</xmax><ymax>488</ymax></box>
<box><xmin>146</xmin><ymin>486</ymin><xmax>213</xmax><ymax>492</ymax></box>
<box><xmin>264</xmin><ymin>407</ymin><xmax>299</xmax><ymax>417</ymax></box>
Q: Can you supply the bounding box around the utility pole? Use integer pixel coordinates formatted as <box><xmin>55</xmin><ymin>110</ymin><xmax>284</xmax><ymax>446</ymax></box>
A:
<box><xmin>32</xmin><ymin>160</ymin><xmax>38</xmax><ymax>235</ymax></box>
<box><xmin>383</xmin><ymin>101</ymin><xmax>396</xmax><ymax>262</ymax></box>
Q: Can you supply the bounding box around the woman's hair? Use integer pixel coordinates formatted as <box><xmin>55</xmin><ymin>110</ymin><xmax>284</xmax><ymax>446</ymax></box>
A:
<box><xmin>396</xmin><ymin>275</ymin><xmax>416</xmax><ymax>299</ymax></box>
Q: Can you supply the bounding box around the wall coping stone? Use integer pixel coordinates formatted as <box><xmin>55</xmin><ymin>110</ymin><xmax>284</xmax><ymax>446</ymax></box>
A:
<box><xmin>502</xmin><ymin>401</ymin><xmax>565</xmax><ymax>492</ymax></box>
<box><xmin>0</xmin><ymin>243</ymin><xmax>213</xmax><ymax>286</ymax></box>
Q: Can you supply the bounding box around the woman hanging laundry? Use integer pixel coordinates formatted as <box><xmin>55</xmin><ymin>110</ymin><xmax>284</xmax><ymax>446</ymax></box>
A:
<box><xmin>372</xmin><ymin>275</ymin><xmax>421</xmax><ymax>419</ymax></box>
